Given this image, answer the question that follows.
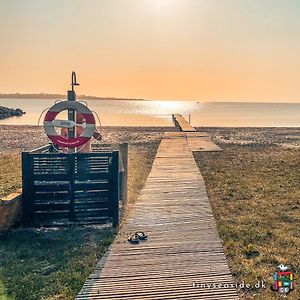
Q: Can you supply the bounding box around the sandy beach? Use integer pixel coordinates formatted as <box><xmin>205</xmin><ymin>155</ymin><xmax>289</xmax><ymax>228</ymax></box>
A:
<box><xmin>0</xmin><ymin>125</ymin><xmax>175</xmax><ymax>153</ymax></box>
<box><xmin>0</xmin><ymin>125</ymin><xmax>299</xmax><ymax>153</ymax></box>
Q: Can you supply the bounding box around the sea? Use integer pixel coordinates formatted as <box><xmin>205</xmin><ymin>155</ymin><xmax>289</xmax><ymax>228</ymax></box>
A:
<box><xmin>0</xmin><ymin>98</ymin><xmax>299</xmax><ymax>127</ymax></box>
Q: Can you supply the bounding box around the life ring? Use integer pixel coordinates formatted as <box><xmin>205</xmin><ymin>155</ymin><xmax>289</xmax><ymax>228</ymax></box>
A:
<box><xmin>43</xmin><ymin>101</ymin><xmax>96</xmax><ymax>148</ymax></box>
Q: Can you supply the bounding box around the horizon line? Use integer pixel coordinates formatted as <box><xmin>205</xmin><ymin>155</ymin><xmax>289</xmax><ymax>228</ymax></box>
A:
<box><xmin>0</xmin><ymin>93</ymin><xmax>299</xmax><ymax>104</ymax></box>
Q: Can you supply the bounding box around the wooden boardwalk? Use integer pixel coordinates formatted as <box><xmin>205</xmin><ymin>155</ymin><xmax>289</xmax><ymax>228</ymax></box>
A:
<box><xmin>186</xmin><ymin>132</ymin><xmax>222</xmax><ymax>152</ymax></box>
<box><xmin>76</xmin><ymin>132</ymin><xmax>238</xmax><ymax>299</ymax></box>
<box><xmin>172</xmin><ymin>115</ymin><xmax>222</xmax><ymax>152</ymax></box>
<box><xmin>172</xmin><ymin>114</ymin><xmax>197</xmax><ymax>132</ymax></box>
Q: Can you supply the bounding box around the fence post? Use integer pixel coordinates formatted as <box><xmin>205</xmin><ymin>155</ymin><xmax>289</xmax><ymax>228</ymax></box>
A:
<box><xmin>111</xmin><ymin>151</ymin><xmax>119</xmax><ymax>227</ymax></box>
<box><xmin>22</xmin><ymin>152</ymin><xmax>34</xmax><ymax>225</ymax></box>
<box><xmin>119</xmin><ymin>143</ymin><xmax>128</xmax><ymax>217</ymax></box>
<box><xmin>68</xmin><ymin>154</ymin><xmax>76</xmax><ymax>222</ymax></box>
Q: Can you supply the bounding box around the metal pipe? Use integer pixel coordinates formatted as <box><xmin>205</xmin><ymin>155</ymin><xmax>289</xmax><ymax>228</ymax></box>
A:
<box><xmin>68</xmin><ymin>71</ymin><xmax>80</xmax><ymax>153</ymax></box>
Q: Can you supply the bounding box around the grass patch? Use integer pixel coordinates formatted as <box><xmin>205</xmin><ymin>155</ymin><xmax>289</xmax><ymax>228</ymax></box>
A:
<box><xmin>0</xmin><ymin>227</ymin><xmax>115</xmax><ymax>300</ymax></box>
<box><xmin>194</xmin><ymin>144</ymin><xmax>300</xmax><ymax>299</ymax></box>
<box><xmin>127</xmin><ymin>142</ymin><xmax>159</xmax><ymax>206</ymax></box>
<box><xmin>0</xmin><ymin>154</ymin><xmax>21</xmax><ymax>198</ymax></box>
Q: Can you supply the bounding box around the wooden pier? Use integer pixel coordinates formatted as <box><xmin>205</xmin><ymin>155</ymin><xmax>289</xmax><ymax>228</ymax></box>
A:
<box><xmin>172</xmin><ymin>114</ymin><xmax>222</xmax><ymax>152</ymax></box>
<box><xmin>186</xmin><ymin>132</ymin><xmax>222</xmax><ymax>152</ymax></box>
<box><xmin>76</xmin><ymin>132</ymin><xmax>237</xmax><ymax>299</ymax></box>
<box><xmin>172</xmin><ymin>114</ymin><xmax>197</xmax><ymax>132</ymax></box>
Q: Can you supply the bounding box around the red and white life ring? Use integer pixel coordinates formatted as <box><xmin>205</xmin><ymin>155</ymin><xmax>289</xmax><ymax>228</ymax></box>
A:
<box><xmin>43</xmin><ymin>101</ymin><xmax>96</xmax><ymax>148</ymax></box>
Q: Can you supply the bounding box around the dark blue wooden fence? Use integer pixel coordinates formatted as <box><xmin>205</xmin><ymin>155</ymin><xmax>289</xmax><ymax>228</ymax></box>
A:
<box><xmin>22</xmin><ymin>144</ymin><xmax>127</xmax><ymax>227</ymax></box>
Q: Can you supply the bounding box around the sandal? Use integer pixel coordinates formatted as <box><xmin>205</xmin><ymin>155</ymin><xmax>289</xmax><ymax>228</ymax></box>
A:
<box><xmin>127</xmin><ymin>231</ymin><xmax>148</xmax><ymax>244</ymax></box>
<box><xmin>135</xmin><ymin>231</ymin><xmax>147</xmax><ymax>240</ymax></box>
<box><xmin>128</xmin><ymin>233</ymin><xmax>139</xmax><ymax>244</ymax></box>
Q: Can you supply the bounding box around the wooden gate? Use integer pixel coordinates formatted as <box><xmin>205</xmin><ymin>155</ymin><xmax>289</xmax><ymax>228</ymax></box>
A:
<box><xmin>22</xmin><ymin>146</ymin><xmax>125</xmax><ymax>227</ymax></box>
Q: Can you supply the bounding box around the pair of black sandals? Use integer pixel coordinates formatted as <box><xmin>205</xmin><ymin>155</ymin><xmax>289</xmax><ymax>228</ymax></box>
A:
<box><xmin>127</xmin><ymin>231</ymin><xmax>147</xmax><ymax>244</ymax></box>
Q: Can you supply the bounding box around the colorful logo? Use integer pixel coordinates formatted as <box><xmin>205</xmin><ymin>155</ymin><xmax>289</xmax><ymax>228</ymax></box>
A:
<box><xmin>271</xmin><ymin>264</ymin><xmax>295</xmax><ymax>294</ymax></box>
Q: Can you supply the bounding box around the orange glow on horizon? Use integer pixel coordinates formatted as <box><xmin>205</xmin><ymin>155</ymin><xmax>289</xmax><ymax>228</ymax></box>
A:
<box><xmin>0</xmin><ymin>0</ymin><xmax>300</xmax><ymax>103</ymax></box>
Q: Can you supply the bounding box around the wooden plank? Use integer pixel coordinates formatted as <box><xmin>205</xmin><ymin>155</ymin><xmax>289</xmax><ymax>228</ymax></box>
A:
<box><xmin>34</xmin><ymin>203</ymin><xmax>70</xmax><ymax>211</ymax></box>
<box><xmin>30</xmin><ymin>144</ymin><xmax>52</xmax><ymax>153</ymax></box>
<box><xmin>74</xmin><ymin>190</ymin><xmax>110</xmax><ymax>199</ymax></box>
<box><xmin>34</xmin><ymin>192</ymin><xmax>70</xmax><ymax>201</ymax></box>
<box><xmin>111</xmin><ymin>151</ymin><xmax>119</xmax><ymax>227</ymax></box>
<box><xmin>68</xmin><ymin>154</ymin><xmax>76</xmax><ymax>222</ymax></box>
<box><xmin>76</xmin><ymin>134</ymin><xmax>237</xmax><ymax>299</ymax></box>
<box><xmin>35</xmin><ymin>210</ymin><xmax>70</xmax><ymax>220</ymax></box>
<box><xmin>74</xmin><ymin>201</ymin><xmax>110</xmax><ymax>209</ymax></box>
<box><xmin>186</xmin><ymin>132</ymin><xmax>222</xmax><ymax>152</ymax></box>
<box><xmin>74</xmin><ymin>173</ymin><xmax>109</xmax><ymax>181</ymax></box>
<box><xmin>74</xmin><ymin>208</ymin><xmax>110</xmax><ymax>218</ymax></box>
<box><xmin>172</xmin><ymin>114</ymin><xmax>197</xmax><ymax>132</ymax></box>
<box><xmin>34</xmin><ymin>183</ymin><xmax>70</xmax><ymax>192</ymax></box>
<box><xmin>171</xmin><ymin>115</ymin><xmax>222</xmax><ymax>152</ymax></box>
<box><xmin>74</xmin><ymin>182</ymin><xmax>110</xmax><ymax>191</ymax></box>
<box><xmin>21</xmin><ymin>152</ymin><xmax>34</xmax><ymax>225</ymax></box>
<box><xmin>32</xmin><ymin>174</ymin><xmax>70</xmax><ymax>181</ymax></box>
<box><xmin>119</xmin><ymin>143</ymin><xmax>128</xmax><ymax>211</ymax></box>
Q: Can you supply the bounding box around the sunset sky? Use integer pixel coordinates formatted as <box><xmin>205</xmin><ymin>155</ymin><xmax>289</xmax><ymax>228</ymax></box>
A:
<box><xmin>1</xmin><ymin>0</ymin><xmax>300</xmax><ymax>102</ymax></box>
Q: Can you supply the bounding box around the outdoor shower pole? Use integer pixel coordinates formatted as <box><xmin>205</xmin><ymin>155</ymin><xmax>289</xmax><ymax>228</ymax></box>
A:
<box><xmin>68</xmin><ymin>71</ymin><xmax>79</xmax><ymax>153</ymax></box>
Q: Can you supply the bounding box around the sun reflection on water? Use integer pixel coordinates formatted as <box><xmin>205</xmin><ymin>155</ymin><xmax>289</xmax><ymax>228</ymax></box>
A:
<box><xmin>136</xmin><ymin>100</ymin><xmax>200</xmax><ymax>116</ymax></box>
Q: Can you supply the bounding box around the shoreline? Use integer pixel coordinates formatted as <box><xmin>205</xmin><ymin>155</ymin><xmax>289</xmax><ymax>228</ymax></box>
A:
<box><xmin>1</xmin><ymin>96</ymin><xmax>300</xmax><ymax>104</ymax></box>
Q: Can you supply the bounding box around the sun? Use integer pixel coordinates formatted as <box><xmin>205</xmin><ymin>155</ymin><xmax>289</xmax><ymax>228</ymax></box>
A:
<box><xmin>144</xmin><ymin>0</ymin><xmax>180</xmax><ymax>16</ymax></box>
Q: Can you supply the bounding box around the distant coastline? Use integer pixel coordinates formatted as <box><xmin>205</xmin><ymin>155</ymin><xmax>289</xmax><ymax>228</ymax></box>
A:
<box><xmin>0</xmin><ymin>93</ymin><xmax>145</xmax><ymax>101</ymax></box>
